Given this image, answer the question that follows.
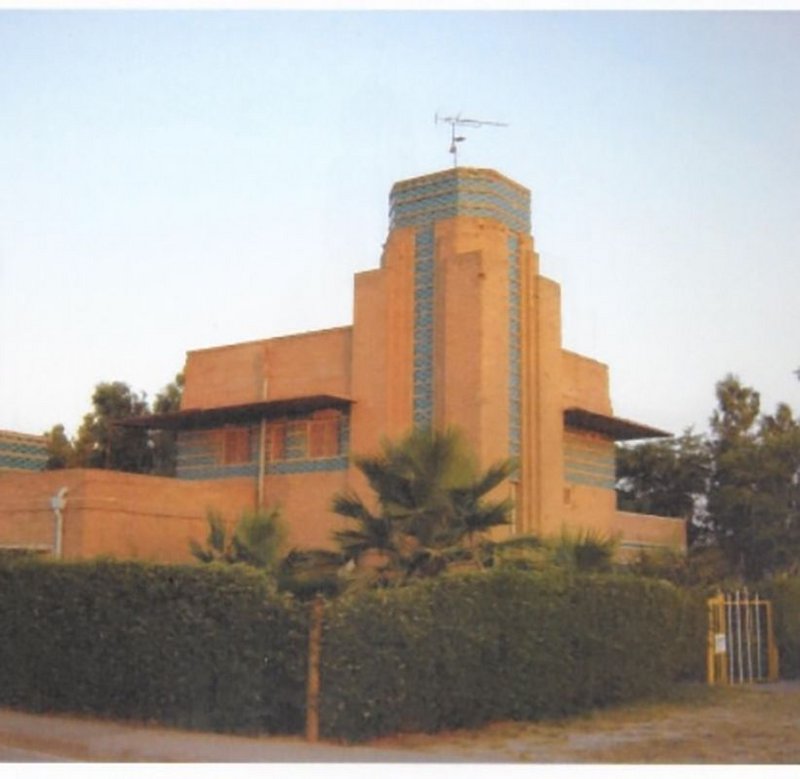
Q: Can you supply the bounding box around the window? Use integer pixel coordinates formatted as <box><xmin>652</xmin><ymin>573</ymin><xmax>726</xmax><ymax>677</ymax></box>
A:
<box><xmin>222</xmin><ymin>427</ymin><xmax>251</xmax><ymax>465</ymax></box>
<box><xmin>309</xmin><ymin>412</ymin><xmax>340</xmax><ymax>458</ymax></box>
<box><xmin>263</xmin><ymin>412</ymin><xmax>342</xmax><ymax>462</ymax></box>
<box><xmin>285</xmin><ymin>421</ymin><xmax>309</xmax><ymax>460</ymax></box>
<box><xmin>267</xmin><ymin>423</ymin><xmax>285</xmax><ymax>461</ymax></box>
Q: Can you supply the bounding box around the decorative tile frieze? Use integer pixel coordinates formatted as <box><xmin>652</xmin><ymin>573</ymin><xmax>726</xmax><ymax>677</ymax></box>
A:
<box><xmin>176</xmin><ymin>410</ymin><xmax>350</xmax><ymax>480</ymax></box>
<box><xmin>508</xmin><ymin>234</ymin><xmax>521</xmax><ymax>459</ymax></box>
<box><xmin>390</xmin><ymin>168</ymin><xmax>531</xmax><ymax>235</ymax></box>
<box><xmin>0</xmin><ymin>431</ymin><xmax>47</xmax><ymax>471</ymax></box>
<box><xmin>413</xmin><ymin>226</ymin><xmax>435</xmax><ymax>427</ymax></box>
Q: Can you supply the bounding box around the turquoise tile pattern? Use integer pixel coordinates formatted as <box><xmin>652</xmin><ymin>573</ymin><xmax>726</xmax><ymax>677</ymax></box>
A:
<box><xmin>508</xmin><ymin>234</ymin><xmax>521</xmax><ymax>458</ymax></box>
<box><xmin>391</xmin><ymin>169</ymin><xmax>532</xmax><ymax>429</ymax></box>
<box><xmin>413</xmin><ymin>227</ymin><xmax>435</xmax><ymax>427</ymax></box>
<box><xmin>389</xmin><ymin>167</ymin><xmax>531</xmax><ymax>235</ymax></box>
<box><xmin>563</xmin><ymin>434</ymin><xmax>616</xmax><ymax>490</ymax></box>
<box><xmin>176</xmin><ymin>411</ymin><xmax>350</xmax><ymax>480</ymax></box>
<box><xmin>0</xmin><ymin>431</ymin><xmax>47</xmax><ymax>471</ymax></box>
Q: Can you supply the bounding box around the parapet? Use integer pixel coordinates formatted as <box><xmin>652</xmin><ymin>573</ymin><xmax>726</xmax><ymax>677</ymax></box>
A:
<box><xmin>388</xmin><ymin>167</ymin><xmax>531</xmax><ymax>234</ymax></box>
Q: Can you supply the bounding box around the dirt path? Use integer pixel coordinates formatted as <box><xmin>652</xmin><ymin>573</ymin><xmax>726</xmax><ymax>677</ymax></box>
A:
<box><xmin>0</xmin><ymin>682</ymin><xmax>798</xmax><ymax>762</ymax></box>
<box><xmin>370</xmin><ymin>681</ymin><xmax>800</xmax><ymax>763</ymax></box>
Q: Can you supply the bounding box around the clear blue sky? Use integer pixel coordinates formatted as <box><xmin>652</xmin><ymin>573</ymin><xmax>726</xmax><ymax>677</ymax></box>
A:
<box><xmin>1</xmin><ymin>10</ymin><xmax>798</xmax><ymax>438</ymax></box>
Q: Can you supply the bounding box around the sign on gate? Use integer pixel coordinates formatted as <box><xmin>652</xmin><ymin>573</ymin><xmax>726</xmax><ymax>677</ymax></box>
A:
<box><xmin>707</xmin><ymin>589</ymin><xmax>779</xmax><ymax>685</ymax></box>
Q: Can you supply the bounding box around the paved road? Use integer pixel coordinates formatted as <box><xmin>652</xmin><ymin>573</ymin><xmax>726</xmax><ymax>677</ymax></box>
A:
<box><xmin>0</xmin><ymin>707</ymin><xmax>447</xmax><ymax>763</ymax></box>
<box><xmin>2</xmin><ymin>682</ymin><xmax>798</xmax><ymax>763</ymax></box>
<box><xmin>0</xmin><ymin>745</ymin><xmax>75</xmax><ymax>762</ymax></box>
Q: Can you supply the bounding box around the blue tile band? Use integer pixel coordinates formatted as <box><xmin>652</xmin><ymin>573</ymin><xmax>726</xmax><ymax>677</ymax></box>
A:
<box><xmin>508</xmin><ymin>234</ymin><xmax>521</xmax><ymax>459</ymax></box>
<box><xmin>0</xmin><ymin>432</ymin><xmax>47</xmax><ymax>471</ymax></box>
<box><xmin>390</xmin><ymin>168</ymin><xmax>531</xmax><ymax>235</ymax></box>
<box><xmin>413</xmin><ymin>226</ymin><xmax>435</xmax><ymax>427</ymax></box>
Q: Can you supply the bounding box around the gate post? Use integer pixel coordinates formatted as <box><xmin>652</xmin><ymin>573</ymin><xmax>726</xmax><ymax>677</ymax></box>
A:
<box><xmin>707</xmin><ymin>592</ymin><xmax>727</xmax><ymax>685</ymax></box>
<box><xmin>766</xmin><ymin>600</ymin><xmax>780</xmax><ymax>682</ymax></box>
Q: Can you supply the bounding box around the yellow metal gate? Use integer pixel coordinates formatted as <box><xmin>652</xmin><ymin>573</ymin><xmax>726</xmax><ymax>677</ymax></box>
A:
<box><xmin>707</xmin><ymin>589</ymin><xmax>779</xmax><ymax>685</ymax></box>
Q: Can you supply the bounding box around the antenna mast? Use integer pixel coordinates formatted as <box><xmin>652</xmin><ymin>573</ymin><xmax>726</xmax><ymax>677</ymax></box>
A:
<box><xmin>435</xmin><ymin>112</ymin><xmax>508</xmax><ymax>167</ymax></box>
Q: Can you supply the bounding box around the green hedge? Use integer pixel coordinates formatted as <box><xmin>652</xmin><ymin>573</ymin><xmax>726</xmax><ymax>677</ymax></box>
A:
<box><xmin>319</xmin><ymin>569</ymin><xmax>704</xmax><ymax>742</ymax></box>
<box><xmin>762</xmin><ymin>576</ymin><xmax>800</xmax><ymax>679</ymax></box>
<box><xmin>0</xmin><ymin>558</ymin><xmax>307</xmax><ymax>733</ymax></box>
<box><xmin>0</xmin><ymin>558</ymin><xmax>711</xmax><ymax>742</ymax></box>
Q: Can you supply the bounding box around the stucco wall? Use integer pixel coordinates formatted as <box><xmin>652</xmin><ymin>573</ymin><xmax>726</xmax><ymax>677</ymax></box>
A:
<box><xmin>561</xmin><ymin>350</ymin><xmax>612</xmax><ymax>416</ymax></box>
<box><xmin>0</xmin><ymin>469</ymin><xmax>256</xmax><ymax>563</ymax></box>
<box><xmin>181</xmin><ymin>326</ymin><xmax>352</xmax><ymax>410</ymax></box>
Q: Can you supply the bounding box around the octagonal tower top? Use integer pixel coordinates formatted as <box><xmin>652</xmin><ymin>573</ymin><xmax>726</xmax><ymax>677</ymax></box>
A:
<box><xmin>388</xmin><ymin>167</ymin><xmax>531</xmax><ymax>235</ymax></box>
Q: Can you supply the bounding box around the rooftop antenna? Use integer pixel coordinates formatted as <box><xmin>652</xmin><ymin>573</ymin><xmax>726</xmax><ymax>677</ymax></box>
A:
<box><xmin>435</xmin><ymin>112</ymin><xmax>508</xmax><ymax>167</ymax></box>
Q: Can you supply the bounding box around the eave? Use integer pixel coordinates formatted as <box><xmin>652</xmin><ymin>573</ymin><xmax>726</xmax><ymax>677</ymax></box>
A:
<box><xmin>564</xmin><ymin>407</ymin><xmax>671</xmax><ymax>441</ymax></box>
<box><xmin>114</xmin><ymin>395</ymin><xmax>354</xmax><ymax>431</ymax></box>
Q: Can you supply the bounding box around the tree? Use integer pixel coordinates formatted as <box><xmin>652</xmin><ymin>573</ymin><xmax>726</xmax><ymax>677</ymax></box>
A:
<box><xmin>615</xmin><ymin>372</ymin><xmax>800</xmax><ymax>581</ymax></box>
<box><xmin>43</xmin><ymin>424</ymin><xmax>75</xmax><ymax>470</ymax></box>
<box><xmin>72</xmin><ymin>382</ymin><xmax>152</xmax><ymax>472</ymax></box>
<box><xmin>332</xmin><ymin>426</ymin><xmax>515</xmax><ymax>582</ymax></box>
<box><xmin>706</xmin><ymin>375</ymin><xmax>800</xmax><ymax>580</ymax></box>
<box><xmin>190</xmin><ymin>507</ymin><xmax>287</xmax><ymax>574</ymax></box>
<box><xmin>150</xmin><ymin>372</ymin><xmax>184</xmax><ymax>476</ymax></box>
<box><xmin>616</xmin><ymin>429</ymin><xmax>710</xmax><ymax>544</ymax></box>
<box><xmin>44</xmin><ymin>373</ymin><xmax>184</xmax><ymax>475</ymax></box>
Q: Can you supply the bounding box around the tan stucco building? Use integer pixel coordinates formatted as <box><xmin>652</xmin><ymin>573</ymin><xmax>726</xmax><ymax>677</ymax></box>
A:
<box><xmin>0</xmin><ymin>167</ymin><xmax>685</xmax><ymax>561</ymax></box>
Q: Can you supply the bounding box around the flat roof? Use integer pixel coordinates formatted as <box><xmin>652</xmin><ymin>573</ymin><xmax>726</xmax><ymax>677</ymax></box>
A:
<box><xmin>114</xmin><ymin>394</ymin><xmax>354</xmax><ymax>431</ymax></box>
<box><xmin>564</xmin><ymin>408</ymin><xmax>671</xmax><ymax>441</ymax></box>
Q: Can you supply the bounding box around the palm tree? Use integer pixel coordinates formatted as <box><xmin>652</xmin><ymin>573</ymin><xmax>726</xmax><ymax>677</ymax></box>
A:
<box><xmin>190</xmin><ymin>507</ymin><xmax>287</xmax><ymax>573</ymax></box>
<box><xmin>332</xmin><ymin>426</ymin><xmax>516</xmax><ymax>582</ymax></box>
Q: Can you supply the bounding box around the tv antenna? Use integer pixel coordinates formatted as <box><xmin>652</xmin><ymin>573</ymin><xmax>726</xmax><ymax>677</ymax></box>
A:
<box><xmin>435</xmin><ymin>112</ymin><xmax>508</xmax><ymax>167</ymax></box>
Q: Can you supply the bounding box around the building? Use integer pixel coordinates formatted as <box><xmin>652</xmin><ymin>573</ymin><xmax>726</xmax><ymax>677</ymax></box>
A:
<box><xmin>0</xmin><ymin>167</ymin><xmax>685</xmax><ymax>561</ymax></box>
<box><xmin>0</xmin><ymin>430</ymin><xmax>47</xmax><ymax>473</ymax></box>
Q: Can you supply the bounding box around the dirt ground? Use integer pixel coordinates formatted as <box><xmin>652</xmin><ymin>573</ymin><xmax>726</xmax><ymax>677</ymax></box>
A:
<box><xmin>368</xmin><ymin>681</ymin><xmax>800</xmax><ymax>763</ymax></box>
<box><xmin>0</xmin><ymin>681</ymin><xmax>798</xmax><ymax>763</ymax></box>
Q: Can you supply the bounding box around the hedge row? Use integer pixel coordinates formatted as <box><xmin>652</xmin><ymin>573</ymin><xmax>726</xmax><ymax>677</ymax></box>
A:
<box><xmin>319</xmin><ymin>569</ymin><xmax>706</xmax><ymax>742</ymax></box>
<box><xmin>761</xmin><ymin>577</ymin><xmax>800</xmax><ymax>678</ymax></box>
<box><xmin>0</xmin><ymin>558</ymin><xmax>308</xmax><ymax>733</ymax></box>
<box><xmin>0</xmin><ymin>557</ymin><xmax>712</xmax><ymax>742</ymax></box>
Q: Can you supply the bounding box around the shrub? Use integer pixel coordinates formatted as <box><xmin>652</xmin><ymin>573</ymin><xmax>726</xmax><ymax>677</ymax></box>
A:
<box><xmin>319</xmin><ymin>568</ymin><xmax>699</xmax><ymax>742</ymax></box>
<box><xmin>761</xmin><ymin>576</ymin><xmax>800</xmax><ymax>679</ymax></box>
<box><xmin>0</xmin><ymin>557</ymin><xmax>307</xmax><ymax>733</ymax></box>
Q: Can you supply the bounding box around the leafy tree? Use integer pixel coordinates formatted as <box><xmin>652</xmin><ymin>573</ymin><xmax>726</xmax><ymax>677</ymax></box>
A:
<box><xmin>705</xmin><ymin>375</ymin><xmax>800</xmax><ymax>580</ymax></box>
<box><xmin>43</xmin><ymin>424</ymin><xmax>75</xmax><ymax>469</ymax></box>
<box><xmin>615</xmin><ymin>372</ymin><xmax>800</xmax><ymax>581</ymax></box>
<box><xmin>44</xmin><ymin>373</ymin><xmax>184</xmax><ymax>475</ymax></box>
<box><xmin>150</xmin><ymin>372</ymin><xmax>184</xmax><ymax>476</ymax></box>
<box><xmin>332</xmin><ymin>426</ymin><xmax>515</xmax><ymax>583</ymax></box>
<box><xmin>616</xmin><ymin>429</ymin><xmax>710</xmax><ymax>544</ymax></box>
<box><xmin>190</xmin><ymin>507</ymin><xmax>287</xmax><ymax>574</ymax></box>
<box><xmin>71</xmin><ymin>381</ymin><xmax>152</xmax><ymax>472</ymax></box>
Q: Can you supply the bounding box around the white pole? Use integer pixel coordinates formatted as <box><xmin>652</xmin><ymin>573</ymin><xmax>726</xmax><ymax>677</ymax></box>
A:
<box><xmin>257</xmin><ymin>377</ymin><xmax>269</xmax><ymax>510</ymax></box>
<box><xmin>736</xmin><ymin>589</ymin><xmax>745</xmax><ymax>684</ymax></box>
<box><xmin>726</xmin><ymin>594</ymin><xmax>735</xmax><ymax>684</ymax></box>
<box><xmin>755</xmin><ymin>592</ymin><xmax>763</xmax><ymax>681</ymax></box>
<box><xmin>50</xmin><ymin>487</ymin><xmax>68</xmax><ymax>559</ymax></box>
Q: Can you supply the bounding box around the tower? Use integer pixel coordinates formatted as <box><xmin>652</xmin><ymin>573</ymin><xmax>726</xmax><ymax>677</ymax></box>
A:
<box><xmin>350</xmin><ymin>167</ymin><xmax>566</xmax><ymax>537</ymax></box>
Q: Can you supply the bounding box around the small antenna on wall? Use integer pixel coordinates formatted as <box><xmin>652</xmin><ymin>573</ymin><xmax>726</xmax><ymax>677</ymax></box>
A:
<box><xmin>435</xmin><ymin>112</ymin><xmax>509</xmax><ymax>167</ymax></box>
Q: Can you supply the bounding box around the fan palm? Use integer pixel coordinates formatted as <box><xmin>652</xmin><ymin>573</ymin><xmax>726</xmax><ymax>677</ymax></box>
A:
<box><xmin>190</xmin><ymin>507</ymin><xmax>286</xmax><ymax>573</ymax></box>
<box><xmin>332</xmin><ymin>426</ymin><xmax>516</xmax><ymax>581</ymax></box>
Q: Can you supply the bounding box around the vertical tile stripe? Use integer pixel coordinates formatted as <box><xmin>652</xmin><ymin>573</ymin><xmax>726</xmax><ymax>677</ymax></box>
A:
<box><xmin>508</xmin><ymin>235</ymin><xmax>521</xmax><ymax>458</ymax></box>
<box><xmin>413</xmin><ymin>226</ymin><xmax>435</xmax><ymax>427</ymax></box>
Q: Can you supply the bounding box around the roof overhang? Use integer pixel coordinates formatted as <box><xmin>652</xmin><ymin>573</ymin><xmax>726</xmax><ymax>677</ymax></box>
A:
<box><xmin>114</xmin><ymin>394</ymin><xmax>354</xmax><ymax>431</ymax></box>
<box><xmin>564</xmin><ymin>408</ymin><xmax>671</xmax><ymax>441</ymax></box>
